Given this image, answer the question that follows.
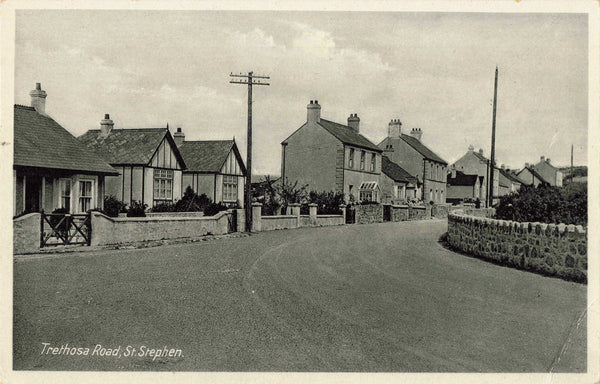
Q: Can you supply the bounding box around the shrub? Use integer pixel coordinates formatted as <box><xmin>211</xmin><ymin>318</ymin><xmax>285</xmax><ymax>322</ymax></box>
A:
<box><xmin>151</xmin><ymin>202</ymin><xmax>175</xmax><ymax>212</ymax></box>
<box><xmin>103</xmin><ymin>195</ymin><xmax>127</xmax><ymax>217</ymax></box>
<box><xmin>495</xmin><ymin>183</ymin><xmax>586</xmax><ymax>226</ymax></box>
<box><xmin>127</xmin><ymin>200</ymin><xmax>147</xmax><ymax>217</ymax></box>
<box><xmin>174</xmin><ymin>187</ymin><xmax>211</xmax><ymax>212</ymax></box>
<box><xmin>307</xmin><ymin>191</ymin><xmax>345</xmax><ymax>214</ymax></box>
<box><xmin>204</xmin><ymin>202</ymin><xmax>229</xmax><ymax>216</ymax></box>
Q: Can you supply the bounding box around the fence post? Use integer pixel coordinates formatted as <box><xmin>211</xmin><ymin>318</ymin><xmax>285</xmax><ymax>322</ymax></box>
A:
<box><xmin>289</xmin><ymin>203</ymin><xmax>301</xmax><ymax>228</ymax></box>
<box><xmin>308</xmin><ymin>203</ymin><xmax>317</xmax><ymax>226</ymax></box>
<box><xmin>236</xmin><ymin>208</ymin><xmax>246</xmax><ymax>232</ymax></box>
<box><xmin>40</xmin><ymin>211</ymin><xmax>44</xmax><ymax>248</ymax></box>
<box><xmin>251</xmin><ymin>203</ymin><xmax>262</xmax><ymax>232</ymax></box>
<box><xmin>339</xmin><ymin>204</ymin><xmax>346</xmax><ymax>224</ymax></box>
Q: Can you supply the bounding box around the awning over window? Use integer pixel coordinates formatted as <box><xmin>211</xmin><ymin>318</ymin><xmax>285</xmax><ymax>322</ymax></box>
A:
<box><xmin>359</xmin><ymin>181</ymin><xmax>380</xmax><ymax>191</ymax></box>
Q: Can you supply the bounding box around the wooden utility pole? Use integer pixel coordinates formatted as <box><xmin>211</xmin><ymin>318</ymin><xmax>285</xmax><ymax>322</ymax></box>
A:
<box><xmin>570</xmin><ymin>144</ymin><xmax>574</xmax><ymax>183</ymax></box>
<box><xmin>229</xmin><ymin>71</ymin><xmax>270</xmax><ymax>232</ymax></box>
<box><xmin>488</xmin><ymin>66</ymin><xmax>498</xmax><ymax>207</ymax></box>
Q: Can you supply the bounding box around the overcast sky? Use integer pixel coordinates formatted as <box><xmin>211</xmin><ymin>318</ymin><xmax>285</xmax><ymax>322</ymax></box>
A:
<box><xmin>15</xmin><ymin>10</ymin><xmax>588</xmax><ymax>174</ymax></box>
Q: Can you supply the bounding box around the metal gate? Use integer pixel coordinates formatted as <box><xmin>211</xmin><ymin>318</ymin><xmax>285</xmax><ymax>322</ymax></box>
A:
<box><xmin>346</xmin><ymin>205</ymin><xmax>355</xmax><ymax>224</ymax></box>
<box><xmin>40</xmin><ymin>212</ymin><xmax>91</xmax><ymax>247</ymax></box>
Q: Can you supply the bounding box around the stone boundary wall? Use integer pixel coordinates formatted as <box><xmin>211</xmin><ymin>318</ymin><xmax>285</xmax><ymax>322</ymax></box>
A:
<box><xmin>355</xmin><ymin>204</ymin><xmax>383</xmax><ymax>224</ymax></box>
<box><xmin>447</xmin><ymin>211</ymin><xmax>587</xmax><ymax>283</ymax></box>
<box><xmin>91</xmin><ymin>210</ymin><xmax>233</xmax><ymax>246</ymax></box>
<box><xmin>431</xmin><ymin>203</ymin><xmax>451</xmax><ymax>219</ymax></box>
<box><xmin>13</xmin><ymin>213</ymin><xmax>41</xmax><ymax>254</ymax></box>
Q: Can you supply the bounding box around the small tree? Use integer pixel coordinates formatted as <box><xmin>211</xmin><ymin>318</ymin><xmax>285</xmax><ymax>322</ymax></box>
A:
<box><xmin>307</xmin><ymin>191</ymin><xmax>345</xmax><ymax>214</ymax></box>
<box><xmin>277</xmin><ymin>178</ymin><xmax>308</xmax><ymax>213</ymax></box>
<box><xmin>174</xmin><ymin>186</ymin><xmax>211</xmax><ymax>212</ymax></box>
<box><xmin>103</xmin><ymin>195</ymin><xmax>127</xmax><ymax>217</ymax></box>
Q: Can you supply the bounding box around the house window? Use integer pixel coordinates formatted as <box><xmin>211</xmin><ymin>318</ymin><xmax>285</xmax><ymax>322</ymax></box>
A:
<box><xmin>78</xmin><ymin>180</ymin><xmax>93</xmax><ymax>213</ymax></box>
<box><xmin>349</xmin><ymin>148</ymin><xmax>354</xmax><ymax>168</ymax></box>
<box><xmin>153</xmin><ymin>169</ymin><xmax>173</xmax><ymax>204</ymax></box>
<box><xmin>223</xmin><ymin>175</ymin><xmax>238</xmax><ymax>202</ymax></box>
<box><xmin>59</xmin><ymin>179</ymin><xmax>71</xmax><ymax>212</ymax></box>
<box><xmin>360</xmin><ymin>151</ymin><xmax>365</xmax><ymax>170</ymax></box>
<box><xmin>370</xmin><ymin>154</ymin><xmax>376</xmax><ymax>172</ymax></box>
<box><xmin>359</xmin><ymin>181</ymin><xmax>379</xmax><ymax>202</ymax></box>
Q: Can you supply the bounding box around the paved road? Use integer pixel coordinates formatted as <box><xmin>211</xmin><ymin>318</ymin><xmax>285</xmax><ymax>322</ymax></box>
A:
<box><xmin>13</xmin><ymin>220</ymin><xmax>586</xmax><ymax>372</ymax></box>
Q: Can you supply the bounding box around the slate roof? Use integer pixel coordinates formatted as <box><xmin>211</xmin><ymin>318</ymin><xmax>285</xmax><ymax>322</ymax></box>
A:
<box><xmin>14</xmin><ymin>105</ymin><xmax>117</xmax><ymax>175</ymax></box>
<box><xmin>399</xmin><ymin>134</ymin><xmax>447</xmax><ymax>164</ymax></box>
<box><xmin>498</xmin><ymin>168</ymin><xmax>523</xmax><ymax>185</ymax></box>
<box><xmin>381</xmin><ymin>156</ymin><xmax>417</xmax><ymax>184</ymax></box>
<box><xmin>472</xmin><ymin>151</ymin><xmax>488</xmax><ymax>163</ymax></box>
<box><xmin>178</xmin><ymin>140</ymin><xmax>246</xmax><ymax>174</ymax></box>
<box><xmin>447</xmin><ymin>170</ymin><xmax>480</xmax><ymax>186</ymax></box>
<box><xmin>78</xmin><ymin>128</ymin><xmax>184</xmax><ymax>167</ymax></box>
<box><xmin>317</xmin><ymin>119</ymin><xmax>381</xmax><ymax>152</ymax></box>
<box><xmin>517</xmin><ymin>167</ymin><xmax>549</xmax><ymax>185</ymax></box>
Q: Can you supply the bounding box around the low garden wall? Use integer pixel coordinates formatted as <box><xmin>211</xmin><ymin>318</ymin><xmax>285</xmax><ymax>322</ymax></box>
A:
<box><xmin>431</xmin><ymin>203</ymin><xmax>451</xmax><ymax>219</ymax></box>
<box><xmin>146</xmin><ymin>211</ymin><xmax>204</xmax><ymax>217</ymax></box>
<box><xmin>90</xmin><ymin>210</ymin><xmax>234</xmax><ymax>246</ymax></box>
<box><xmin>13</xmin><ymin>213</ymin><xmax>41</xmax><ymax>254</ymax></box>
<box><xmin>446</xmin><ymin>211</ymin><xmax>587</xmax><ymax>283</ymax></box>
<box><xmin>252</xmin><ymin>203</ymin><xmax>344</xmax><ymax>232</ymax></box>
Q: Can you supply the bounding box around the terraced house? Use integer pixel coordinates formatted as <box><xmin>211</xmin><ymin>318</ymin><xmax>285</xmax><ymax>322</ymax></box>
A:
<box><xmin>13</xmin><ymin>84</ymin><xmax>118</xmax><ymax>216</ymax></box>
<box><xmin>281</xmin><ymin>100</ymin><xmax>382</xmax><ymax>202</ymax></box>
<box><xmin>378</xmin><ymin>119</ymin><xmax>448</xmax><ymax>203</ymax></box>
<box><xmin>79</xmin><ymin>116</ymin><xmax>186</xmax><ymax>208</ymax></box>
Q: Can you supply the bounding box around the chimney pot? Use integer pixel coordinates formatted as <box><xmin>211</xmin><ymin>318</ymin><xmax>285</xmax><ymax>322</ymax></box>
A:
<box><xmin>546</xmin><ymin>158</ymin><xmax>551</xmax><ymax>164</ymax></box>
<box><xmin>479</xmin><ymin>148</ymin><xmax>484</xmax><ymax>155</ymax></box>
<box><xmin>99</xmin><ymin>113</ymin><xmax>114</xmax><ymax>138</ymax></box>
<box><xmin>541</xmin><ymin>156</ymin><xmax>545</xmax><ymax>161</ymax></box>
<box><xmin>29</xmin><ymin>82</ymin><xmax>48</xmax><ymax>115</ymax></box>
<box><xmin>347</xmin><ymin>113</ymin><xmax>360</xmax><ymax>133</ymax></box>
<box><xmin>410</xmin><ymin>128</ymin><xmax>423</xmax><ymax>141</ymax></box>
<box><xmin>307</xmin><ymin>99</ymin><xmax>321</xmax><ymax>124</ymax></box>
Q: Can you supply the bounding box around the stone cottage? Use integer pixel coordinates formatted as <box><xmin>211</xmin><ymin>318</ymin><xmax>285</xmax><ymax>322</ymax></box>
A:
<box><xmin>378</xmin><ymin>119</ymin><xmax>448</xmax><ymax>203</ymax></box>
<box><xmin>281</xmin><ymin>100</ymin><xmax>382</xmax><ymax>203</ymax></box>
<box><xmin>14</xmin><ymin>83</ymin><xmax>118</xmax><ymax>216</ymax></box>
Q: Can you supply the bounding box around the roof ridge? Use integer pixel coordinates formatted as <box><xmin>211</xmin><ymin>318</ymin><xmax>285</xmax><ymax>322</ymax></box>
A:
<box><xmin>182</xmin><ymin>139</ymin><xmax>234</xmax><ymax>143</ymax></box>
<box><xmin>14</xmin><ymin>104</ymin><xmax>35</xmax><ymax>110</ymax></box>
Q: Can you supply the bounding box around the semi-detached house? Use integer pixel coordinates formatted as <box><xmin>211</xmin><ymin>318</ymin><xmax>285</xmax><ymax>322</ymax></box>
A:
<box><xmin>281</xmin><ymin>100</ymin><xmax>382</xmax><ymax>202</ymax></box>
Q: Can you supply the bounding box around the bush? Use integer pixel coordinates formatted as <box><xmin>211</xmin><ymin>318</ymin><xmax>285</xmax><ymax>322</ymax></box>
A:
<box><xmin>151</xmin><ymin>202</ymin><xmax>175</xmax><ymax>213</ymax></box>
<box><xmin>495</xmin><ymin>183</ymin><xmax>587</xmax><ymax>226</ymax></box>
<box><xmin>103</xmin><ymin>195</ymin><xmax>127</xmax><ymax>217</ymax></box>
<box><xmin>306</xmin><ymin>191</ymin><xmax>345</xmax><ymax>215</ymax></box>
<box><xmin>174</xmin><ymin>187</ymin><xmax>211</xmax><ymax>212</ymax></box>
<box><xmin>204</xmin><ymin>202</ymin><xmax>229</xmax><ymax>216</ymax></box>
<box><xmin>127</xmin><ymin>200</ymin><xmax>147</xmax><ymax>217</ymax></box>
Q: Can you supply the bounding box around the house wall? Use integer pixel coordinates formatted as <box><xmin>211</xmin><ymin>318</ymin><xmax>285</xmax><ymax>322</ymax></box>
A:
<box><xmin>379</xmin><ymin>173</ymin><xmax>407</xmax><ymax>204</ymax></box>
<box><xmin>534</xmin><ymin>161</ymin><xmax>562</xmax><ymax>187</ymax></box>
<box><xmin>282</xmin><ymin>122</ymin><xmax>339</xmax><ymax>193</ymax></box>
<box><xmin>15</xmin><ymin>172</ymin><xmax>24</xmax><ymax>215</ymax></box>
<box><xmin>379</xmin><ymin>137</ymin><xmax>423</xmax><ymax>178</ymax></box>
<box><xmin>215</xmin><ymin>174</ymin><xmax>223</xmax><ymax>203</ymax></box>
<box><xmin>447</xmin><ymin>212</ymin><xmax>587</xmax><ymax>283</ymax></box>
<box><xmin>143</xmin><ymin>167</ymin><xmax>154</xmax><ymax>207</ymax></box>
<box><xmin>447</xmin><ymin>185</ymin><xmax>475</xmax><ymax>200</ymax></box>
<box><xmin>453</xmin><ymin>151</ymin><xmax>501</xmax><ymax>202</ymax></box>
<box><xmin>343</xmin><ymin>168</ymin><xmax>381</xmax><ymax>202</ymax></box>
<box><xmin>105</xmin><ymin>172</ymin><xmax>122</xmax><ymax>200</ymax></box>
<box><xmin>517</xmin><ymin>168</ymin><xmax>543</xmax><ymax>187</ymax></box>
<box><xmin>131</xmin><ymin>167</ymin><xmax>144</xmax><ymax>202</ymax></box>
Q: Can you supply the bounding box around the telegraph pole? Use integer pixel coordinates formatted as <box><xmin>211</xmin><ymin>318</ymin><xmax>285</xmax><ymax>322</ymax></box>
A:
<box><xmin>229</xmin><ymin>71</ymin><xmax>270</xmax><ymax>232</ymax></box>
<box><xmin>570</xmin><ymin>144</ymin><xmax>574</xmax><ymax>183</ymax></box>
<box><xmin>488</xmin><ymin>66</ymin><xmax>498</xmax><ymax>207</ymax></box>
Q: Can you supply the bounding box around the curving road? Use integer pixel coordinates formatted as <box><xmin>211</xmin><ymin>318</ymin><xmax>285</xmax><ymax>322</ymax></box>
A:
<box><xmin>13</xmin><ymin>220</ymin><xmax>586</xmax><ymax>371</ymax></box>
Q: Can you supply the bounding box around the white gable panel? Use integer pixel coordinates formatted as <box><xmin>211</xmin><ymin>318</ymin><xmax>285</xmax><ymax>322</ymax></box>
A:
<box><xmin>220</xmin><ymin>150</ymin><xmax>243</xmax><ymax>175</ymax></box>
<box><xmin>150</xmin><ymin>138</ymin><xmax>182</xmax><ymax>170</ymax></box>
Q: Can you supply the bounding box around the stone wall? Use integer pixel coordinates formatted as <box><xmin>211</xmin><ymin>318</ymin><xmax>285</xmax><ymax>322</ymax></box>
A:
<box><xmin>355</xmin><ymin>204</ymin><xmax>383</xmax><ymax>224</ymax></box>
<box><xmin>13</xmin><ymin>213</ymin><xmax>41</xmax><ymax>254</ymax></box>
<box><xmin>252</xmin><ymin>203</ymin><xmax>344</xmax><ymax>232</ymax></box>
<box><xmin>447</xmin><ymin>212</ymin><xmax>587</xmax><ymax>283</ymax></box>
<box><xmin>261</xmin><ymin>215</ymin><xmax>298</xmax><ymax>231</ymax></box>
<box><xmin>431</xmin><ymin>203</ymin><xmax>451</xmax><ymax>219</ymax></box>
<box><xmin>408</xmin><ymin>206</ymin><xmax>427</xmax><ymax>220</ymax></box>
<box><xmin>90</xmin><ymin>211</ymin><xmax>232</xmax><ymax>246</ymax></box>
<box><xmin>391</xmin><ymin>205</ymin><xmax>409</xmax><ymax>222</ymax></box>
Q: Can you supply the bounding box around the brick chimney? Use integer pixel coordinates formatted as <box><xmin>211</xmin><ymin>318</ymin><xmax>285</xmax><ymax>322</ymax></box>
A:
<box><xmin>30</xmin><ymin>83</ymin><xmax>47</xmax><ymax>115</ymax></box>
<box><xmin>410</xmin><ymin>128</ymin><xmax>422</xmax><ymax>141</ymax></box>
<box><xmin>100</xmin><ymin>114</ymin><xmax>114</xmax><ymax>138</ymax></box>
<box><xmin>540</xmin><ymin>155</ymin><xmax>545</xmax><ymax>162</ymax></box>
<box><xmin>479</xmin><ymin>148</ymin><xmax>484</xmax><ymax>156</ymax></box>
<box><xmin>501</xmin><ymin>164</ymin><xmax>505</xmax><ymax>170</ymax></box>
<box><xmin>387</xmin><ymin>119</ymin><xmax>402</xmax><ymax>138</ymax></box>
<box><xmin>307</xmin><ymin>100</ymin><xmax>321</xmax><ymax>124</ymax></box>
<box><xmin>173</xmin><ymin>127</ymin><xmax>185</xmax><ymax>147</ymax></box>
<box><xmin>546</xmin><ymin>158</ymin><xmax>551</xmax><ymax>164</ymax></box>
<box><xmin>450</xmin><ymin>164</ymin><xmax>457</xmax><ymax>178</ymax></box>
<box><xmin>468</xmin><ymin>144</ymin><xmax>475</xmax><ymax>152</ymax></box>
<box><xmin>348</xmin><ymin>113</ymin><xmax>360</xmax><ymax>133</ymax></box>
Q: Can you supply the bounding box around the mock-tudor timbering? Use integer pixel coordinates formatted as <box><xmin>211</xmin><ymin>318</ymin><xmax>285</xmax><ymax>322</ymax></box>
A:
<box><xmin>174</xmin><ymin>128</ymin><xmax>246</xmax><ymax>207</ymax></box>
<box><xmin>13</xmin><ymin>84</ymin><xmax>118</xmax><ymax>216</ymax></box>
<box><xmin>378</xmin><ymin>119</ymin><xmax>448</xmax><ymax>203</ymax></box>
<box><xmin>79</xmin><ymin>119</ymin><xmax>186</xmax><ymax>207</ymax></box>
<box><xmin>281</xmin><ymin>100</ymin><xmax>382</xmax><ymax>203</ymax></box>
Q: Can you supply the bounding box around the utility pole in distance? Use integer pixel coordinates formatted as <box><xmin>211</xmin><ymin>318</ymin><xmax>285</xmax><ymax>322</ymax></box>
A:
<box><xmin>230</xmin><ymin>71</ymin><xmax>270</xmax><ymax>232</ymax></box>
<box><xmin>488</xmin><ymin>66</ymin><xmax>498</xmax><ymax>207</ymax></box>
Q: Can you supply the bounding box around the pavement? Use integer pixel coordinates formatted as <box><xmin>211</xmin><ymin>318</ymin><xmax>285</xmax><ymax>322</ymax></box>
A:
<box><xmin>13</xmin><ymin>220</ymin><xmax>587</xmax><ymax>372</ymax></box>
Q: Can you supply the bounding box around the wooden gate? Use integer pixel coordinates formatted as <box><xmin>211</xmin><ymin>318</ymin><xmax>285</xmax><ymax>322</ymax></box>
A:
<box><xmin>383</xmin><ymin>204</ymin><xmax>391</xmax><ymax>222</ymax></box>
<box><xmin>40</xmin><ymin>212</ymin><xmax>91</xmax><ymax>247</ymax></box>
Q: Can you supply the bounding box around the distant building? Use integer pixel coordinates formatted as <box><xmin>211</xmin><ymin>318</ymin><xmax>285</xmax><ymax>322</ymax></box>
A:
<box><xmin>380</xmin><ymin>155</ymin><xmax>420</xmax><ymax>203</ymax></box>
<box><xmin>79</xmin><ymin>118</ymin><xmax>186</xmax><ymax>208</ymax></box>
<box><xmin>446</xmin><ymin>167</ymin><xmax>484</xmax><ymax>205</ymax></box>
<box><xmin>517</xmin><ymin>165</ymin><xmax>550</xmax><ymax>187</ymax></box>
<box><xmin>281</xmin><ymin>100</ymin><xmax>382</xmax><ymax>202</ymax></box>
<box><xmin>532</xmin><ymin>156</ymin><xmax>563</xmax><ymax>187</ymax></box>
<box><xmin>452</xmin><ymin>145</ymin><xmax>500</xmax><ymax>206</ymax></box>
<box><xmin>497</xmin><ymin>165</ymin><xmax>523</xmax><ymax>194</ymax></box>
<box><xmin>14</xmin><ymin>84</ymin><xmax>118</xmax><ymax>216</ymax></box>
<box><xmin>174</xmin><ymin>128</ymin><xmax>246</xmax><ymax>207</ymax></box>
<box><xmin>378</xmin><ymin>119</ymin><xmax>447</xmax><ymax>203</ymax></box>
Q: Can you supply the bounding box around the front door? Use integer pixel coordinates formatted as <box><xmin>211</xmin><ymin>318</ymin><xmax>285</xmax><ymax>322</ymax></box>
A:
<box><xmin>25</xmin><ymin>176</ymin><xmax>42</xmax><ymax>212</ymax></box>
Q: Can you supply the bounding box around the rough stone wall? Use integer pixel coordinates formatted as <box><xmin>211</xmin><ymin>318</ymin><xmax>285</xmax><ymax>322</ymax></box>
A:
<box><xmin>391</xmin><ymin>205</ymin><xmax>409</xmax><ymax>222</ymax></box>
<box><xmin>408</xmin><ymin>206</ymin><xmax>427</xmax><ymax>220</ymax></box>
<box><xmin>431</xmin><ymin>203</ymin><xmax>451</xmax><ymax>219</ymax></box>
<box><xmin>91</xmin><ymin>211</ymin><xmax>232</xmax><ymax>246</ymax></box>
<box><xmin>355</xmin><ymin>204</ymin><xmax>383</xmax><ymax>224</ymax></box>
<box><xmin>447</xmin><ymin>212</ymin><xmax>587</xmax><ymax>283</ymax></box>
<box><xmin>13</xmin><ymin>213</ymin><xmax>41</xmax><ymax>254</ymax></box>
